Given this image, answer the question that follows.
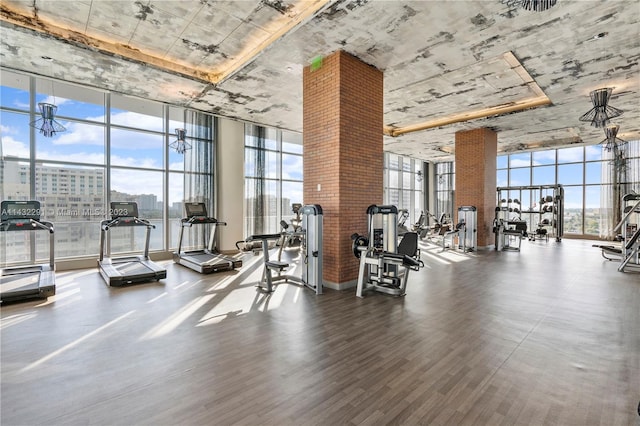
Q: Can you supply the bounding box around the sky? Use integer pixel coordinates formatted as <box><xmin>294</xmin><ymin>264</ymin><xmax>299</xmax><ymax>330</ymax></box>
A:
<box><xmin>1</xmin><ymin>86</ymin><xmax>200</xmax><ymax>204</ymax></box>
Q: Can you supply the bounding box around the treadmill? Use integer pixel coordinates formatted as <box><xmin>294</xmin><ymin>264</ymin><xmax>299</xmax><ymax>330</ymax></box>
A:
<box><xmin>173</xmin><ymin>202</ymin><xmax>243</xmax><ymax>273</ymax></box>
<box><xmin>98</xmin><ymin>201</ymin><xmax>167</xmax><ymax>286</ymax></box>
<box><xmin>0</xmin><ymin>200</ymin><xmax>55</xmax><ymax>303</ymax></box>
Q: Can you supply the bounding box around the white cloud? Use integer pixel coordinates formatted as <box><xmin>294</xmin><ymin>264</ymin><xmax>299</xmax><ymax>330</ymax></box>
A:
<box><xmin>40</xmin><ymin>96</ymin><xmax>71</xmax><ymax>107</ymax></box>
<box><xmin>1</xmin><ymin>136</ymin><xmax>29</xmax><ymax>156</ymax></box>
<box><xmin>510</xmin><ymin>159</ymin><xmax>530</xmax><ymax>167</ymax></box>
<box><xmin>111</xmin><ymin>111</ymin><xmax>163</xmax><ymax>132</ymax></box>
<box><xmin>53</xmin><ymin>121</ymin><xmax>104</xmax><ymax>146</ymax></box>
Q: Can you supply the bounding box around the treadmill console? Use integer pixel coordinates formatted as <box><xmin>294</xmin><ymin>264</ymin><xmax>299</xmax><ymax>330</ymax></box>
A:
<box><xmin>1</xmin><ymin>200</ymin><xmax>42</xmax><ymax>221</ymax></box>
<box><xmin>110</xmin><ymin>202</ymin><xmax>139</xmax><ymax>219</ymax></box>
<box><xmin>185</xmin><ymin>202</ymin><xmax>208</xmax><ymax>218</ymax></box>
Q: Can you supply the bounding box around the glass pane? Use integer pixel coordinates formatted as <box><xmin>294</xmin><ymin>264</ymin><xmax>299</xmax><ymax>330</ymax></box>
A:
<box><xmin>389</xmin><ymin>169</ymin><xmax>399</xmax><ymax>188</ymax></box>
<box><xmin>36</xmin><ymin>78</ymin><xmax>105</xmax><ymax>122</ymax></box>
<box><xmin>245</xmin><ymin>125</ymin><xmax>277</xmax><ymax>150</ymax></box>
<box><xmin>35</xmin><ymin>163</ymin><xmax>105</xmax><ymax>258</ymax></box>
<box><xmin>509</xmin><ymin>168</ymin><xmax>530</xmax><ymax>186</ymax></box>
<box><xmin>244</xmin><ymin>148</ymin><xmax>278</xmax><ymax>179</ymax></box>
<box><xmin>585</xmin><ymin>162</ymin><xmax>603</xmax><ymax>185</ymax></box>
<box><xmin>110</xmin><ymin>168</ymin><xmax>164</xmax><ymax>252</ymax></box>
<box><xmin>169</xmin><ymin>172</ymin><xmax>184</xmax><ymax>249</ymax></box>
<box><xmin>532</xmin><ymin>165</ymin><xmax>555</xmax><ymax>185</ymax></box>
<box><xmin>282</xmin><ymin>130</ymin><xmax>302</xmax><ymax>154</ymax></box>
<box><xmin>111</xmin><ymin>128</ymin><xmax>164</xmax><ymax>169</ymax></box>
<box><xmin>557</xmin><ymin>146</ymin><xmax>583</xmax><ymax>163</ymax></box>
<box><xmin>402</xmin><ymin>158</ymin><xmax>411</xmax><ymax>172</ymax></box>
<box><xmin>36</xmin><ymin>120</ymin><xmax>105</xmax><ymax>164</ymax></box>
<box><xmin>532</xmin><ymin>150</ymin><xmax>555</xmax><ymax>166</ymax></box>
<box><xmin>111</xmin><ymin>94</ymin><xmax>163</xmax><ymax>132</ymax></box>
<box><xmin>244</xmin><ymin>178</ymin><xmax>277</xmax><ymax>236</ymax></box>
<box><xmin>584</xmin><ymin>185</ymin><xmax>602</xmax><ymax>235</ymax></box>
<box><xmin>496</xmin><ymin>155</ymin><xmax>508</xmax><ymax>169</ymax></box>
<box><xmin>509</xmin><ymin>153</ymin><xmax>530</xmax><ymax>168</ymax></box>
<box><xmin>1</xmin><ymin>69</ymin><xmax>30</xmax><ymax>110</ymax></box>
<box><xmin>403</xmin><ymin>171</ymin><xmax>411</xmax><ymax>189</ymax></box>
<box><xmin>497</xmin><ymin>170</ymin><xmax>507</xmax><ymax>187</ymax></box>
<box><xmin>282</xmin><ymin>181</ymin><xmax>303</xmax><ymax>219</ymax></box>
<box><xmin>388</xmin><ymin>153</ymin><xmax>399</xmax><ymax>170</ymax></box>
<box><xmin>563</xmin><ymin>186</ymin><xmax>583</xmax><ymax>234</ymax></box>
<box><xmin>412</xmin><ymin>190</ymin><xmax>422</xmax><ymax>224</ymax></box>
<box><xmin>0</xmin><ymin>111</ymin><xmax>31</xmax><ymax>159</ymax></box>
<box><xmin>401</xmin><ymin>190</ymin><xmax>410</xmax><ymax>210</ymax></box>
<box><xmin>558</xmin><ymin>163</ymin><xmax>583</xmax><ymax>185</ymax></box>
<box><xmin>585</xmin><ymin>145</ymin><xmax>602</xmax><ymax>161</ymax></box>
<box><xmin>437</xmin><ymin>173</ymin><xmax>452</xmax><ymax>191</ymax></box>
<box><xmin>388</xmin><ymin>188</ymin><xmax>399</xmax><ymax>206</ymax></box>
<box><xmin>282</xmin><ymin>153</ymin><xmax>303</xmax><ymax>180</ymax></box>
<box><xmin>436</xmin><ymin>162</ymin><xmax>452</xmax><ymax>174</ymax></box>
<box><xmin>1</xmin><ymin>160</ymin><xmax>30</xmax><ymax>202</ymax></box>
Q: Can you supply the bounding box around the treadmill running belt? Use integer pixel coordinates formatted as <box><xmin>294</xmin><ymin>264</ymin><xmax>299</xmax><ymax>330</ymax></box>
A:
<box><xmin>189</xmin><ymin>253</ymin><xmax>220</xmax><ymax>262</ymax></box>
<box><xmin>114</xmin><ymin>262</ymin><xmax>152</xmax><ymax>275</ymax></box>
<box><xmin>0</xmin><ymin>271</ymin><xmax>41</xmax><ymax>294</ymax></box>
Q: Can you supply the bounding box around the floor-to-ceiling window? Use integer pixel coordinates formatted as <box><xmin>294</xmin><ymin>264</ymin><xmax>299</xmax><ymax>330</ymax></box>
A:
<box><xmin>0</xmin><ymin>68</ymin><xmax>215</xmax><ymax>264</ymax></box>
<box><xmin>383</xmin><ymin>153</ymin><xmax>424</xmax><ymax>224</ymax></box>
<box><xmin>434</xmin><ymin>161</ymin><xmax>455</xmax><ymax>222</ymax></box>
<box><xmin>244</xmin><ymin>124</ymin><xmax>303</xmax><ymax>237</ymax></box>
<box><xmin>497</xmin><ymin>143</ymin><xmax>640</xmax><ymax>237</ymax></box>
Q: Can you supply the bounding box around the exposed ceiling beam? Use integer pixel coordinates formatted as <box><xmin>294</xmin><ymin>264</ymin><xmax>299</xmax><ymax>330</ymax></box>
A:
<box><xmin>0</xmin><ymin>3</ymin><xmax>218</xmax><ymax>84</ymax></box>
<box><xmin>0</xmin><ymin>0</ymin><xmax>333</xmax><ymax>86</ymax></box>
<box><xmin>384</xmin><ymin>52</ymin><xmax>552</xmax><ymax>137</ymax></box>
<box><xmin>215</xmin><ymin>0</ymin><xmax>333</xmax><ymax>84</ymax></box>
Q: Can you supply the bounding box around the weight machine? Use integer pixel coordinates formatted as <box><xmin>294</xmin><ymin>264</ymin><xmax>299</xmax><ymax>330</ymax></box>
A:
<box><xmin>351</xmin><ymin>205</ymin><xmax>423</xmax><ymax>298</ymax></box>
<box><xmin>497</xmin><ymin>185</ymin><xmax>564</xmax><ymax>243</ymax></box>
<box><xmin>246</xmin><ymin>204</ymin><xmax>323</xmax><ymax>294</ymax></box>
<box><xmin>593</xmin><ymin>193</ymin><xmax>640</xmax><ymax>272</ymax></box>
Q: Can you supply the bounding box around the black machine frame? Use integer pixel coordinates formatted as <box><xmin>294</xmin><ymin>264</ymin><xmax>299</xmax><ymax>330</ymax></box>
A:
<box><xmin>98</xmin><ymin>201</ymin><xmax>167</xmax><ymax>286</ymax></box>
<box><xmin>0</xmin><ymin>200</ymin><xmax>56</xmax><ymax>302</ymax></box>
<box><xmin>173</xmin><ymin>202</ymin><xmax>242</xmax><ymax>274</ymax></box>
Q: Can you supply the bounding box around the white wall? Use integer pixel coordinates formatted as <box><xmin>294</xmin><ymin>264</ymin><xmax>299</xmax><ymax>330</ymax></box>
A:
<box><xmin>216</xmin><ymin>118</ymin><xmax>245</xmax><ymax>252</ymax></box>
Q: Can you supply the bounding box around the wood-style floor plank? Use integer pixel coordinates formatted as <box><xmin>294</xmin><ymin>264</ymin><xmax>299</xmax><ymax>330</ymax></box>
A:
<box><xmin>1</xmin><ymin>239</ymin><xmax>639</xmax><ymax>425</ymax></box>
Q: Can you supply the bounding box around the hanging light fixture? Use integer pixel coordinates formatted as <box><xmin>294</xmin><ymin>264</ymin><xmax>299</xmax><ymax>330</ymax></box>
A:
<box><xmin>416</xmin><ymin>170</ymin><xmax>423</xmax><ymax>182</ymax></box>
<box><xmin>29</xmin><ymin>102</ymin><xmax>67</xmax><ymax>137</ymax></box>
<box><xmin>169</xmin><ymin>128</ymin><xmax>192</xmax><ymax>154</ymax></box>
<box><xmin>599</xmin><ymin>124</ymin><xmax>627</xmax><ymax>152</ymax></box>
<box><xmin>500</xmin><ymin>0</ymin><xmax>558</xmax><ymax>12</ymax></box>
<box><xmin>521</xmin><ymin>0</ymin><xmax>557</xmax><ymax>11</ymax></box>
<box><xmin>579</xmin><ymin>87</ymin><xmax>624</xmax><ymax>128</ymax></box>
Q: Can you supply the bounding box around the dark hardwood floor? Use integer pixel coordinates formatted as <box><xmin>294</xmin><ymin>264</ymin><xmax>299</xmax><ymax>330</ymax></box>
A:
<box><xmin>1</xmin><ymin>239</ymin><xmax>639</xmax><ymax>425</ymax></box>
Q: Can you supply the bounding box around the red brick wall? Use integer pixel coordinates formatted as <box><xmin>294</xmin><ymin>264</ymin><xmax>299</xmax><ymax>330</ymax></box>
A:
<box><xmin>454</xmin><ymin>128</ymin><xmax>497</xmax><ymax>248</ymax></box>
<box><xmin>303</xmin><ymin>51</ymin><xmax>383</xmax><ymax>285</ymax></box>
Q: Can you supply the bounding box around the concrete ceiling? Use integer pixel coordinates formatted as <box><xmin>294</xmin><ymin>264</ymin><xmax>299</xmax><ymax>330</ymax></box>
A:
<box><xmin>1</xmin><ymin>0</ymin><xmax>639</xmax><ymax>162</ymax></box>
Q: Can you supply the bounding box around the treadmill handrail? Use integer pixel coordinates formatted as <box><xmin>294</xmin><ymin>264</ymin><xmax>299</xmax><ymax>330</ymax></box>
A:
<box><xmin>0</xmin><ymin>218</ymin><xmax>55</xmax><ymax>269</ymax></box>
<box><xmin>99</xmin><ymin>216</ymin><xmax>155</xmax><ymax>261</ymax></box>
<box><xmin>101</xmin><ymin>216</ymin><xmax>155</xmax><ymax>231</ymax></box>
<box><xmin>176</xmin><ymin>216</ymin><xmax>227</xmax><ymax>256</ymax></box>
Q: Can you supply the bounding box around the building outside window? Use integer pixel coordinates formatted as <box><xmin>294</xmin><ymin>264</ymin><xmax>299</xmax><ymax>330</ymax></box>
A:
<box><xmin>497</xmin><ymin>143</ymin><xmax>640</xmax><ymax>237</ymax></box>
<box><xmin>0</xmin><ymin>68</ymin><xmax>215</xmax><ymax>265</ymax></box>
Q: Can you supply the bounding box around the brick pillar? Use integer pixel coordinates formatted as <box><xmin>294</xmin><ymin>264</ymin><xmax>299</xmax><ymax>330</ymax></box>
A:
<box><xmin>303</xmin><ymin>50</ymin><xmax>383</xmax><ymax>288</ymax></box>
<box><xmin>454</xmin><ymin>128</ymin><xmax>497</xmax><ymax>249</ymax></box>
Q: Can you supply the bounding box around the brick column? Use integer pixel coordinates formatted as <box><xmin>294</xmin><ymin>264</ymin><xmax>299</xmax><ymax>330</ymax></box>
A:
<box><xmin>303</xmin><ymin>50</ymin><xmax>383</xmax><ymax>288</ymax></box>
<box><xmin>454</xmin><ymin>128</ymin><xmax>497</xmax><ymax>249</ymax></box>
